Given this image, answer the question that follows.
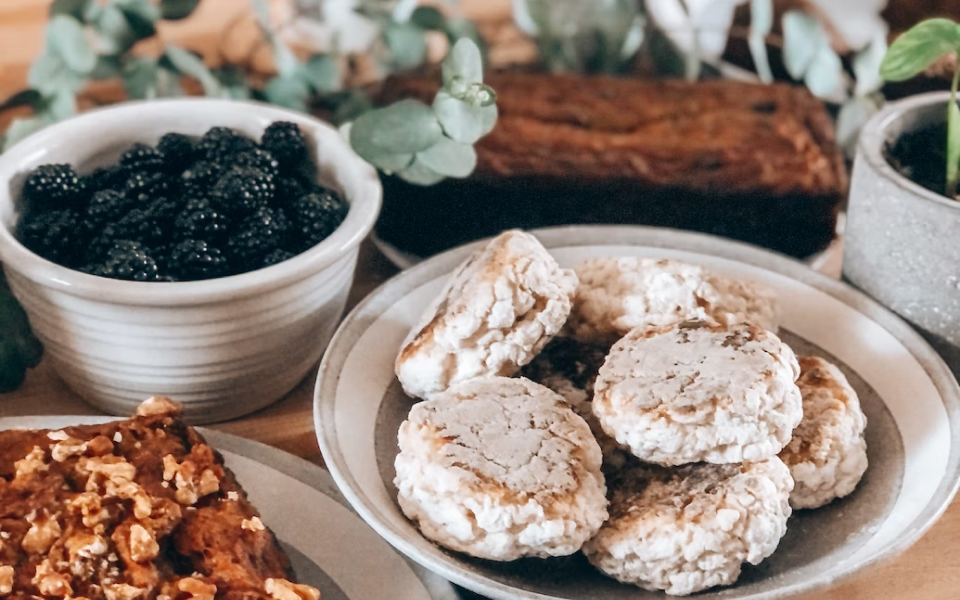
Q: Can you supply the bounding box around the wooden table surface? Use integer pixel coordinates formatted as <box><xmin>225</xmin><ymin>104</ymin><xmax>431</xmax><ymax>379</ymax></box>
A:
<box><xmin>2</xmin><ymin>2</ymin><xmax>959</xmax><ymax>599</ymax></box>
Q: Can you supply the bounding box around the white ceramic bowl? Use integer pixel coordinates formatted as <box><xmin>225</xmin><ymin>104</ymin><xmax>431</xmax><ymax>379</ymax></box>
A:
<box><xmin>0</xmin><ymin>99</ymin><xmax>381</xmax><ymax>423</ymax></box>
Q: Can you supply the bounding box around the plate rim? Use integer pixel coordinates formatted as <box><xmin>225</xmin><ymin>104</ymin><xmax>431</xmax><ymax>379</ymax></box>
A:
<box><xmin>0</xmin><ymin>416</ymin><xmax>457</xmax><ymax>600</ymax></box>
<box><xmin>314</xmin><ymin>224</ymin><xmax>960</xmax><ymax>600</ymax></box>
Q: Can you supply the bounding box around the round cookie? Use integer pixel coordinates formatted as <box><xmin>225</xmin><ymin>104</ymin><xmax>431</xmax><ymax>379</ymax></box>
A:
<box><xmin>394</xmin><ymin>377</ymin><xmax>608</xmax><ymax>561</ymax></box>
<box><xmin>779</xmin><ymin>356</ymin><xmax>868</xmax><ymax>509</ymax></box>
<box><xmin>583</xmin><ymin>457</ymin><xmax>793</xmax><ymax>596</ymax></box>
<box><xmin>520</xmin><ymin>337</ymin><xmax>631</xmax><ymax>473</ymax></box>
<box><xmin>567</xmin><ymin>258</ymin><xmax>780</xmax><ymax>343</ymax></box>
<box><xmin>593</xmin><ymin>320</ymin><xmax>802</xmax><ymax>465</ymax></box>
<box><xmin>395</xmin><ymin>230</ymin><xmax>578</xmax><ymax>400</ymax></box>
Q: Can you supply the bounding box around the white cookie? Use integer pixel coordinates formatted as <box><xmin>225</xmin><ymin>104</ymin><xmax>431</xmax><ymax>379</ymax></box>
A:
<box><xmin>520</xmin><ymin>337</ymin><xmax>631</xmax><ymax>473</ymax></box>
<box><xmin>395</xmin><ymin>230</ymin><xmax>578</xmax><ymax>400</ymax></box>
<box><xmin>779</xmin><ymin>356</ymin><xmax>868</xmax><ymax>509</ymax></box>
<box><xmin>394</xmin><ymin>377</ymin><xmax>608</xmax><ymax>561</ymax></box>
<box><xmin>583</xmin><ymin>457</ymin><xmax>793</xmax><ymax>596</ymax></box>
<box><xmin>593</xmin><ymin>321</ymin><xmax>802</xmax><ymax>465</ymax></box>
<box><xmin>567</xmin><ymin>258</ymin><xmax>779</xmax><ymax>343</ymax></box>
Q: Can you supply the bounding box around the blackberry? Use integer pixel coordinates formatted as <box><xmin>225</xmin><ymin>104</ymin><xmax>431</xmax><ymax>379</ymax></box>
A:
<box><xmin>235</xmin><ymin>148</ymin><xmax>280</xmax><ymax>182</ymax></box>
<box><xmin>180</xmin><ymin>161</ymin><xmax>222</xmax><ymax>198</ymax></box>
<box><xmin>21</xmin><ymin>164</ymin><xmax>86</xmax><ymax>209</ymax></box>
<box><xmin>119</xmin><ymin>143</ymin><xmax>165</xmax><ymax>172</ymax></box>
<box><xmin>261</xmin><ymin>248</ymin><xmax>295</xmax><ymax>269</ymax></box>
<box><xmin>261</xmin><ymin>122</ymin><xmax>310</xmax><ymax>172</ymax></box>
<box><xmin>16</xmin><ymin>208</ymin><xmax>84</xmax><ymax>267</ymax></box>
<box><xmin>165</xmin><ymin>239</ymin><xmax>229</xmax><ymax>281</ymax></box>
<box><xmin>89</xmin><ymin>240</ymin><xmax>160</xmax><ymax>282</ymax></box>
<box><xmin>86</xmin><ymin>189</ymin><xmax>134</xmax><ymax>230</ymax></box>
<box><xmin>124</xmin><ymin>171</ymin><xmax>173</xmax><ymax>202</ymax></box>
<box><xmin>211</xmin><ymin>165</ymin><xmax>275</xmax><ymax>215</ymax></box>
<box><xmin>288</xmin><ymin>191</ymin><xmax>347</xmax><ymax>251</ymax></box>
<box><xmin>275</xmin><ymin>174</ymin><xmax>320</xmax><ymax>206</ymax></box>
<box><xmin>93</xmin><ymin>207</ymin><xmax>165</xmax><ymax>255</ymax></box>
<box><xmin>84</xmin><ymin>166</ymin><xmax>129</xmax><ymax>194</ymax></box>
<box><xmin>227</xmin><ymin>206</ymin><xmax>288</xmax><ymax>267</ymax></box>
<box><xmin>196</xmin><ymin>127</ymin><xmax>256</xmax><ymax>161</ymax></box>
<box><xmin>174</xmin><ymin>199</ymin><xmax>231</xmax><ymax>243</ymax></box>
<box><xmin>156</xmin><ymin>133</ymin><xmax>195</xmax><ymax>172</ymax></box>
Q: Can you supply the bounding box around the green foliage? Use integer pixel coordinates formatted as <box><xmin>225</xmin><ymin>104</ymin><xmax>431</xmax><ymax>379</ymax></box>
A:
<box><xmin>160</xmin><ymin>0</ymin><xmax>203</xmax><ymax>21</ymax></box>
<box><xmin>880</xmin><ymin>18</ymin><xmax>960</xmax><ymax>196</ymax></box>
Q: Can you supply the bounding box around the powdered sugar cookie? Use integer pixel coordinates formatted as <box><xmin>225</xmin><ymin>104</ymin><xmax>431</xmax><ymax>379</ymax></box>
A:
<box><xmin>395</xmin><ymin>230</ymin><xmax>578</xmax><ymax>400</ymax></box>
<box><xmin>779</xmin><ymin>356</ymin><xmax>868</xmax><ymax>509</ymax></box>
<box><xmin>594</xmin><ymin>320</ymin><xmax>802</xmax><ymax>465</ymax></box>
<box><xmin>583</xmin><ymin>457</ymin><xmax>793</xmax><ymax>596</ymax></box>
<box><xmin>520</xmin><ymin>337</ymin><xmax>631</xmax><ymax>472</ymax></box>
<box><xmin>394</xmin><ymin>377</ymin><xmax>608</xmax><ymax>561</ymax></box>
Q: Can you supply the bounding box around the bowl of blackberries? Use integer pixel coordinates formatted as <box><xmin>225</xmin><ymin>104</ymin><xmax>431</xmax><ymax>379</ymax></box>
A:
<box><xmin>0</xmin><ymin>99</ymin><xmax>381</xmax><ymax>423</ymax></box>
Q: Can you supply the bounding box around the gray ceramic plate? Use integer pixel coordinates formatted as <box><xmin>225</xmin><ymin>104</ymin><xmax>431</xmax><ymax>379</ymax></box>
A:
<box><xmin>0</xmin><ymin>417</ymin><xmax>457</xmax><ymax>600</ymax></box>
<box><xmin>315</xmin><ymin>225</ymin><xmax>960</xmax><ymax>600</ymax></box>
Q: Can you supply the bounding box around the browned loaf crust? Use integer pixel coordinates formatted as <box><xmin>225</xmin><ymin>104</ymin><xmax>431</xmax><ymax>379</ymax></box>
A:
<box><xmin>374</xmin><ymin>72</ymin><xmax>848</xmax><ymax>259</ymax></box>
<box><xmin>0</xmin><ymin>399</ymin><xmax>318</xmax><ymax>600</ymax></box>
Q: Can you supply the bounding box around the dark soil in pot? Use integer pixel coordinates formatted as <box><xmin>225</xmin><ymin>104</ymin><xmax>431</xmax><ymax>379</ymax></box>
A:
<box><xmin>884</xmin><ymin>123</ymin><xmax>957</xmax><ymax>200</ymax></box>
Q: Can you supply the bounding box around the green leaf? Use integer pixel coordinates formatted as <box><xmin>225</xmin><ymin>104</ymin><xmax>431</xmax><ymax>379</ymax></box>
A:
<box><xmin>803</xmin><ymin>44</ymin><xmax>844</xmax><ymax>99</ymax></box>
<box><xmin>122</xmin><ymin>56</ymin><xmax>158</xmax><ymax>99</ymax></box>
<box><xmin>360</xmin><ymin>147</ymin><xmax>415</xmax><ymax>173</ymax></box>
<box><xmin>442</xmin><ymin>38</ymin><xmax>484</xmax><ymax>90</ymax></box>
<box><xmin>50</xmin><ymin>0</ymin><xmax>94</xmax><ymax>22</ymax></box>
<box><xmin>782</xmin><ymin>10</ymin><xmax>822</xmax><ymax>80</ymax></box>
<box><xmin>749</xmin><ymin>0</ymin><xmax>773</xmax><ymax>83</ymax></box>
<box><xmin>164</xmin><ymin>45</ymin><xmax>222</xmax><ymax>96</ymax></box>
<box><xmin>94</xmin><ymin>5</ymin><xmax>139</xmax><ymax>55</ymax></box>
<box><xmin>160</xmin><ymin>0</ymin><xmax>202</xmax><ymax>20</ymax></box>
<box><xmin>397</xmin><ymin>156</ymin><xmax>446</xmax><ymax>186</ymax></box>
<box><xmin>880</xmin><ymin>18</ymin><xmax>960</xmax><ymax>82</ymax></box>
<box><xmin>349</xmin><ymin>99</ymin><xmax>443</xmax><ymax>156</ymax></box>
<box><xmin>1</xmin><ymin>118</ymin><xmax>47</xmax><ymax>152</ymax></box>
<box><xmin>854</xmin><ymin>34</ymin><xmax>888</xmax><ymax>97</ymax></box>
<box><xmin>0</xmin><ymin>90</ymin><xmax>43</xmax><ymax>113</ymax></box>
<box><xmin>384</xmin><ymin>22</ymin><xmax>428</xmax><ymax>70</ymax></box>
<box><xmin>89</xmin><ymin>55</ymin><xmax>122</xmax><ymax>79</ymax></box>
<box><xmin>297</xmin><ymin>54</ymin><xmax>341</xmax><ymax>94</ymax></box>
<box><xmin>27</xmin><ymin>53</ymin><xmax>85</xmax><ymax>95</ymax></box>
<box><xmin>417</xmin><ymin>137</ymin><xmax>477</xmax><ymax>178</ymax></box>
<box><xmin>947</xmin><ymin>76</ymin><xmax>960</xmax><ymax>195</ymax></box>
<box><xmin>115</xmin><ymin>0</ymin><xmax>160</xmax><ymax>39</ymax></box>
<box><xmin>433</xmin><ymin>91</ymin><xmax>497</xmax><ymax>144</ymax></box>
<box><xmin>411</xmin><ymin>6</ymin><xmax>445</xmax><ymax>31</ymax></box>
<box><xmin>263</xmin><ymin>75</ymin><xmax>310</xmax><ymax>112</ymax></box>
<box><xmin>47</xmin><ymin>15</ymin><xmax>97</xmax><ymax>74</ymax></box>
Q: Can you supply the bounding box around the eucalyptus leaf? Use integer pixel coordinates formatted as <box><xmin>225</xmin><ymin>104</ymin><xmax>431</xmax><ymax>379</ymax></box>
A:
<box><xmin>154</xmin><ymin>67</ymin><xmax>183</xmax><ymax>97</ymax></box>
<box><xmin>782</xmin><ymin>10</ymin><xmax>822</xmax><ymax>80</ymax></box>
<box><xmin>263</xmin><ymin>75</ymin><xmax>310</xmax><ymax>112</ymax></box>
<box><xmin>42</xmin><ymin>89</ymin><xmax>77</xmax><ymax>121</ymax></box>
<box><xmin>853</xmin><ymin>34</ymin><xmax>888</xmax><ymax>97</ymax></box>
<box><xmin>332</xmin><ymin>90</ymin><xmax>374</xmax><ymax>126</ymax></box>
<box><xmin>50</xmin><ymin>0</ymin><xmax>94</xmax><ymax>21</ymax></box>
<box><xmin>350</xmin><ymin>99</ymin><xmax>443</xmax><ymax>156</ymax></box>
<box><xmin>384</xmin><ymin>22</ymin><xmax>428</xmax><ymax>70</ymax></box>
<box><xmin>212</xmin><ymin>67</ymin><xmax>252</xmax><ymax>100</ymax></box>
<box><xmin>443</xmin><ymin>18</ymin><xmax>488</xmax><ymax>63</ymax></box>
<box><xmin>836</xmin><ymin>95</ymin><xmax>880</xmax><ymax>158</ymax></box>
<box><xmin>803</xmin><ymin>43</ymin><xmax>844</xmax><ymax>99</ymax></box>
<box><xmin>2</xmin><ymin>118</ymin><xmax>47</xmax><ymax>152</ymax></box>
<box><xmin>411</xmin><ymin>6</ymin><xmax>445</xmax><ymax>31</ymax></box>
<box><xmin>880</xmin><ymin>18</ymin><xmax>960</xmax><ymax>82</ymax></box>
<box><xmin>250</xmin><ymin>0</ymin><xmax>300</xmax><ymax>77</ymax></box>
<box><xmin>397</xmin><ymin>157</ymin><xmax>446</xmax><ymax>186</ymax></box>
<box><xmin>297</xmin><ymin>54</ymin><xmax>341</xmax><ymax>94</ymax></box>
<box><xmin>363</xmin><ymin>149</ymin><xmax>416</xmax><ymax>173</ymax></box>
<box><xmin>748</xmin><ymin>0</ymin><xmax>773</xmax><ymax>83</ymax></box>
<box><xmin>442</xmin><ymin>38</ymin><xmax>484</xmax><ymax>89</ymax></box>
<box><xmin>0</xmin><ymin>90</ymin><xmax>43</xmax><ymax>113</ymax></box>
<box><xmin>27</xmin><ymin>53</ymin><xmax>85</xmax><ymax>95</ymax></box>
<box><xmin>94</xmin><ymin>5</ymin><xmax>139</xmax><ymax>55</ymax></box>
<box><xmin>47</xmin><ymin>15</ymin><xmax>97</xmax><ymax>74</ymax></box>
<box><xmin>115</xmin><ymin>0</ymin><xmax>159</xmax><ymax>39</ymax></box>
<box><xmin>417</xmin><ymin>137</ymin><xmax>477</xmax><ymax>177</ymax></box>
<box><xmin>122</xmin><ymin>56</ymin><xmax>158</xmax><ymax>99</ymax></box>
<box><xmin>164</xmin><ymin>45</ymin><xmax>222</xmax><ymax>96</ymax></box>
<box><xmin>433</xmin><ymin>91</ymin><xmax>497</xmax><ymax>144</ymax></box>
<box><xmin>160</xmin><ymin>0</ymin><xmax>202</xmax><ymax>20</ymax></box>
<box><xmin>89</xmin><ymin>55</ymin><xmax>122</xmax><ymax>79</ymax></box>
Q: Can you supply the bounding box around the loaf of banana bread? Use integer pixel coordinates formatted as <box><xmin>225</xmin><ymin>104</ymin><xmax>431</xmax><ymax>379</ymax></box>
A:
<box><xmin>0</xmin><ymin>397</ymin><xmax>319</xmax><ymax>600</ymax></box>
<box><xmin>374</xmin><ymin>72</ymin><xmax>848</xmax><ymax>259</ymax></box>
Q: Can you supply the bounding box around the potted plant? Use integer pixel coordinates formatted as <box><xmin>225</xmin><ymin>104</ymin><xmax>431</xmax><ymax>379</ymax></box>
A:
<box><xmin>844</xmin><ymin>18</ymin><xmax>960</xmax><ymax>374</ymax></box>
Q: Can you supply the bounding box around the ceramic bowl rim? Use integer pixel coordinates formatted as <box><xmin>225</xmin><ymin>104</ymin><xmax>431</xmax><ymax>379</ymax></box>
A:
<box><xmin>313</xmin><ymin>224</ymin><xmax>960</xmax><ymax>600</ymax></box>
<box><xmin>0</xmin><ymin>98</ymin><xmax>382</xmax><ymax>306</ymax></box>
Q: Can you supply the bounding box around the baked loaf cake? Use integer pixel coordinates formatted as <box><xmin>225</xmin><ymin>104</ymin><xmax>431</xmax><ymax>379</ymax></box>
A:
<box><xmin>374</xmin><ymin>72</ymin><xmax>847</xmax><ymax>259</ymax></box>
<box><xmin>0</xmin><ymin>397</ymin><xmax>319</xmax><ymax>600</ymax></box>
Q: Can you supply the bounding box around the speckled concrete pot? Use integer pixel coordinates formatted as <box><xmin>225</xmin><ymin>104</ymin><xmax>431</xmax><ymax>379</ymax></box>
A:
<box><xmin>845</xmin><ymin>92</ymin><xmax>960</xmax><ymax>374</ymax></box>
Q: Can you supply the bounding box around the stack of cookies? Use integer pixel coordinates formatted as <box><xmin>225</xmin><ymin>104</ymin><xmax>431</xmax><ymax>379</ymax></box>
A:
<box><xmin>392</xmin><ymin>230</ymin><xmax>868</xmax><ymax>596</ymax></box>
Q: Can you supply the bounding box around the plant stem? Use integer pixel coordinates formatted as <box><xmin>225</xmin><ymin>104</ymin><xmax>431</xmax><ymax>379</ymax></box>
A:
<box><xmin>946</xmin><ymin>59</ymin><xmax>960</xmax><ymax>197</ymax></box>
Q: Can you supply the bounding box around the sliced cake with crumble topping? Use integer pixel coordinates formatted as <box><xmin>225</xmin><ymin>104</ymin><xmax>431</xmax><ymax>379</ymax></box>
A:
<box><xmin>0</xmin><ymin>397</ymin><xmax>319</xmax><ymax>600</ymax></box>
